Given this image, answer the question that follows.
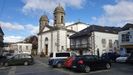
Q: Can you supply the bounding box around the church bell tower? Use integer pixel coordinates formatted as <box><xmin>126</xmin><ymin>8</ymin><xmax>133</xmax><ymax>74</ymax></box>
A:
<box><xmin>54</xmin><ymin>4</ymin><xmax>65</xmax><ymax>28</ymax></box>
<box><xmin>39</xmin><ymin>15</ymin><xmax>49</xmax><ymax>32</ymax></box>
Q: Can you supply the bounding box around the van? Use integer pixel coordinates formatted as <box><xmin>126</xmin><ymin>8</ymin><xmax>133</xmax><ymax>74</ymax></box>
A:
<box><xmin>48</xmin><ymin>52</ymin><xmax>71</xmax><ymax>68</ymax></box>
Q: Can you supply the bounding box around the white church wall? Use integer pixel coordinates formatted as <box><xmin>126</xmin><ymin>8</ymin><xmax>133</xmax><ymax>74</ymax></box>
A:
<box><xmin>59</xmin><ymin>29</ymin><xmax>67</xmax><ymax>52</ymax></box>
<box><xmin>42</xmin><ymin>27</ymin><xmax>50</xmax><ymax>32</ymax></box>
<box><xmin>52</xmin><ymin>30</ymin><xmax>58</xmax><ymax>52</ymax></box>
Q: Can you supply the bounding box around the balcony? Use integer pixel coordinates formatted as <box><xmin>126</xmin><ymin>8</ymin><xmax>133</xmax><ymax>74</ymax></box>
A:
<box><xmin>70</xmin><ymin>43</ymin><xmax>89</xmax><ymax>50</ymax></box>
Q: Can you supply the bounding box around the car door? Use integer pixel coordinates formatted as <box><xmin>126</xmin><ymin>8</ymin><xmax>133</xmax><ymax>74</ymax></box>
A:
<box><xmin>94</xmin><ymin>56</ymin><xmax>105</xmax><ymax>68</ymax></box>
<box><xmin>8</xmin><ymin>55</ymin><xmax>20</xmax><ymax>65</ymax></box>
<box><xmin>84</xmin><ymin>56</ymin><xmax>97</xmax><ymax>68</ymax></box>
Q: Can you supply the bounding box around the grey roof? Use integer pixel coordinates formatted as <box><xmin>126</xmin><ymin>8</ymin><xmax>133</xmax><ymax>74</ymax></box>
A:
<box><xmin>122</xmin><ymin>23</ymin><xmax>133</xmax><ymax>30</ymax></box>
<box><xmin>70</xmin><ymin>25</ymin><xmax>122</xmax><ymax>39</ymax></box>
<box><xmin>0</xmin><ymin>26</ymin><xmax>4</xmax><ymax>35</ymax></box>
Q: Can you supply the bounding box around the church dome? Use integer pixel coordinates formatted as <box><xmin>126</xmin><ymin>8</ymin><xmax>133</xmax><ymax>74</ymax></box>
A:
<box><xmin>39</xmin><ymin>15</ymin><xmax>48</xmax><ymax>21</ymax></box>
<box><xmin>54</xmin><ymin>5</ymin><xmax>64</xmax><ymax>13</ymax></box>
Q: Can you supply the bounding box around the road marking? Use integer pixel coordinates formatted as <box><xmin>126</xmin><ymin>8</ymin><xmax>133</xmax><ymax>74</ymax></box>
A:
<box><xmin>89</xmin><ymin>69</ymin><xmax>110</xmax><ymax>74</ymax></box>
<box><xmin>8</xmin><ymin>66</ymin><xmax>16</xmax><ymax>75</ymax></box>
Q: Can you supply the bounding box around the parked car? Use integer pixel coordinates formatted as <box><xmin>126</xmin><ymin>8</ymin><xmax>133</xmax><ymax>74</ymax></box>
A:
<box><xmin>126</xmin><ymin>53</ymin><xmax>133</xmax><ymax>64</ymax></box>
<box><xmin>101</xmin><ymin>52</ymin><xmax>120</xmax><ymax>62</ymax></box>
<box><xmin>64</xmin><ymin>55</ymin><xmax>76</xmax><ymax>68</ymax></box>
<box><xmin>1</xmin><ymin>53</ymin><xmax>34</xmax><ymax>66</ymax></box>
<box><xmin>0</xmin><ymin>55</ymin><xmax>6</xmax><ymax>65</ymax></box>
<box><xmin>72</xmin><ymin>55</ymin><xmax>111</xmax><ymax>73</ymax></box>
<box><xmin>116</xmin><ymin>56</ymin><xmax>128</xmax><ymax>63</ymax></box>
<box><xmin>48</xmin><ymin>52</ymin><xmax>71</xmax><ymax>68</ymax></box>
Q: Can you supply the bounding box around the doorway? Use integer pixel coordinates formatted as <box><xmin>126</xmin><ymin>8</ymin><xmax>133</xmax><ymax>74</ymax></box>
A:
<box><xmin>45</xmin><ymin>44</ymin><xmax>48</xmax><ymax>55</ymax></box>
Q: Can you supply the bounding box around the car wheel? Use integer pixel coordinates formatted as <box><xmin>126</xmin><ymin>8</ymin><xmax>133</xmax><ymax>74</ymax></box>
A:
<box><xmin>4</xmin><ymin>62</ymin><xmax>8</xmax><ymax>66</ymax></box>
<box><xmin>106</xmin><ymin>63</ymin><xmax>111</xmax><ymax>69</ymax></box>
<box><xmin>57</xmin><ymin>63</ymin><xmax>62</xmax><ymax>68</ymax></box>
<box><xmin>84</xmin><ymin>66</ymin><xmax>90</xmax><ymax>73</ymax></box>
<box><xmin>24</xmin><ymin>61</ymin><xmax>28</xmax><ymax>66</ymax></box>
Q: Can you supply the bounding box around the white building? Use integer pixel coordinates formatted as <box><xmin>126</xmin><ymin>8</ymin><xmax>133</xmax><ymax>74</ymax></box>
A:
<box><xmin>119</xmin><ymin>23</ymin><xmax>133</xmax><ymax>55</ymax></box>
<box><xmin>11</xmin><ymin>43</ymin><xmax>32</xmax><ymax>54</ymax></box>
<box><xmin>38</xmin><ymin>5</ymin><xmax>88</xmax><ymax>56</ymax></box>
<box><xmin>70</xmin><ymin>25</ymin><xmax>121</xmax><ymax>56</ymax></box>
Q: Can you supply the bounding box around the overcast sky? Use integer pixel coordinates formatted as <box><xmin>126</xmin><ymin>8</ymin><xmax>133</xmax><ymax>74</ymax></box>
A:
<box><xmin>0</xmin><ymin>0</ymin><xmax>133</xmax><ymax>42</ymax></box>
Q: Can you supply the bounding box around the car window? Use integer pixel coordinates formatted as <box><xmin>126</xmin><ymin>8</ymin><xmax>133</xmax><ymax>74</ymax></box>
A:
<box><xmin>20</xmin><ymin>54</ymin><xmax>31</xmax><ymax>58</ymax></box>
<box><xmin>56</xmin><ymin>53</ymin><xmax>70</xmax><ymax>57</ymax></box>
<box><xmin>85</xmin><ymin>55</ymin><xmax>98</xmax><ymax>60</ymax></box>
<box><xmin>14</xmin><ymin>55</ymin><xmax>20</xmax><ymax>59</ymax></box>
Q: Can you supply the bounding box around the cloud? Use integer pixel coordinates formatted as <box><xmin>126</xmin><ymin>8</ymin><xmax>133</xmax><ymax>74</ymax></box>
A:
<box><xmin>4</xmin><ymin>36</ymin><xmax>25</xmax><ymax>43</ymax></box>
<box><xmin>0</xmin><ymin>21</ymin><xmax>24</xmax><ymax>30</ymax></box>
<box><xmin>22</xmin><ymin>0</ymin><xmax>86</xmax><ymax>15</ymax></box>
<box><xmin>0</xmin><ymin>21</ymin><xmax>39</xmax><ymax>34</ymax></box>
<box><xmin>25</xmin><ymin>24</ymin><xmax>39</xmax><ymax>34</ymax></box>
<box><xmin>95</xmin><ymin>0</ymin><xmax>133</xmax><ymax>27</ymax></box>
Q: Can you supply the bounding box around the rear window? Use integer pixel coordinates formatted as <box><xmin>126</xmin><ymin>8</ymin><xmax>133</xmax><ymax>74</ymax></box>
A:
<box><xmin>56</xmin><ymin>53</ymin><xmax>70</xmax><ymax>57</ymax></box>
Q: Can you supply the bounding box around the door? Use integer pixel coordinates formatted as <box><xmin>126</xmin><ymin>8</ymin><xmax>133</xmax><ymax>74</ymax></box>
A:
<box><xmin>45</xmin><ymin>44</ymin><xmax>48</xmax><ymax>55</ymax></box>
<box><xmin>8</xmin><ymin>55</ymin><xmax>21</xmax><ymax>65</ymax></box>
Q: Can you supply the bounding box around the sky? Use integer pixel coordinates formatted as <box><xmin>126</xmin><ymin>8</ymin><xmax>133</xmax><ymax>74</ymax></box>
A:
<box><xmin>0</xmin><ymin>0</ymin><xmax>133</xmax><ymax>42</ymax></box>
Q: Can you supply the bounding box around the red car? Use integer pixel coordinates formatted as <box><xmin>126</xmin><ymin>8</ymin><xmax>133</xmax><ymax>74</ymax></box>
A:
<box><xmin>64</xmin><ymin>56</ymin><xmax>76</xmax><ymax>68</ymax></box>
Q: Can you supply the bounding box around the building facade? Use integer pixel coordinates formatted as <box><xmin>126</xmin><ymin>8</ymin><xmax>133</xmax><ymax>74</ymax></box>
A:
<box><xmin>119</xmin><ymin>23</ymin><xmax>133</xmax><ymax>55</ymax></box>
<box><xmin>38</xmin><ymin>5</ymin><xmax>88</xmax><ymax>56</ymax></box>
<box><xmin>70</xmin><ymin>25</ymin><xmax>121</xmax><ymax>56</ymax></box>
<box><xmin>11</xmin><ymin>43</ymin><xmax>32</xmax><ymax>54</ymax></box>
<box><xmin>0</xmin><ymin>26</ymin><xmax>4</xmax><ymax>55</ymax></box>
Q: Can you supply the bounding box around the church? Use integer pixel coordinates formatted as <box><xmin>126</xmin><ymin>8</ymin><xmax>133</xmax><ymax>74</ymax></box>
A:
<box><xmin>37</xmin><ymin>5</ymin><xmax>88</xmax><ymax>56</ymax></box>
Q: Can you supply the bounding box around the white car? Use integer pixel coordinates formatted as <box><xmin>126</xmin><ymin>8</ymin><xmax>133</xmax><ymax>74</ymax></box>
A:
<box><xmin>116</xmin><ymin>56</ymin><xmax>128</xmax><ymax>63</ymax></box>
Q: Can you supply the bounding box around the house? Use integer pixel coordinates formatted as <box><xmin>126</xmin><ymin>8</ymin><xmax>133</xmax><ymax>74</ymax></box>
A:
<box><xmin>119</xmin><ymin>23</ymin><xmax>133</xmax><ymax>55</ymax></box>
<box><xmin>38</xmin><ymin>5</ymin><xmax>88</xmax><ymax>56</ymax></box>
<box><xmin>11</xmin><ymin>43</ymin><xmax>32</xmax><ymax>54</ymax></box>
<box><xmin>70</xmin><ymin>25</ymin><xmax>121</xmax><ymax>56</ymax></box>
<box><xmin>0</xmin><ymin>26</ymin><xmax>4</xmax><ymax>55</ymax></box>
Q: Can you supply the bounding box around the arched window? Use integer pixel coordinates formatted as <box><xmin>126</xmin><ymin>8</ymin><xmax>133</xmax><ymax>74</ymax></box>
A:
<box><xmin>61</xmin><ymin>16</ymin><xmax>63</xmax><ymax>23</ymax></box>
<box><xmin>45</xmin><ymin>37</ymin><xmax>48</xmax><ymax>44</ymax></box>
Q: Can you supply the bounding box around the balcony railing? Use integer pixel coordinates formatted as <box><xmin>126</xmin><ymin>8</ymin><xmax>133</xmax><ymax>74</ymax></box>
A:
<box><xmin>71</xmin><ymin>43</ymin><xmax>89</xmax><ymax>49</ymax></box>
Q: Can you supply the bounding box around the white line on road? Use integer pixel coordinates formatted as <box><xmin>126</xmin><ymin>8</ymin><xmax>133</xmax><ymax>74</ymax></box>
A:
<box><xmin>8</xmin><ymin>66</ymin><xmax>16</xmax><ymax>75</ymax></box>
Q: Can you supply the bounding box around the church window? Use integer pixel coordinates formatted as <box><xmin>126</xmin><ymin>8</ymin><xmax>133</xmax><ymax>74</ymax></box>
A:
<box><xmin>45</xmin><ymin>37</ymin><xmax>48</xmax><ymax>44</ymax></box>
<box><xmin>61</xmin><ymin>16</ymin><xmax>63</xmax><ymax>23</ymax></box>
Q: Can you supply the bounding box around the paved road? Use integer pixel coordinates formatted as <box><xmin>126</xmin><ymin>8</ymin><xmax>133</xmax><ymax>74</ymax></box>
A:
<box><xmin>0</xmin><ymin>56</ymin><xmax>133</xmax><ymax>75</ymax></box>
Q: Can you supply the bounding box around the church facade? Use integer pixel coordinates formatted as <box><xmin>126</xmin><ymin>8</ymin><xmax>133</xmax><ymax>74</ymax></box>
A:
<box><xmin>38</xmin><ymin>5</ymin><xmax>88</xmax><ymax>56</ymax></box>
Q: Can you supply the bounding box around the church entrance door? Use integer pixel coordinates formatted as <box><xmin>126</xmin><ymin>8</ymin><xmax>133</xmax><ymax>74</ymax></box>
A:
<box><xmin>45</xmin><ymin>44</ymin><xmax>48</xmax><ymax>55</ymax></box>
